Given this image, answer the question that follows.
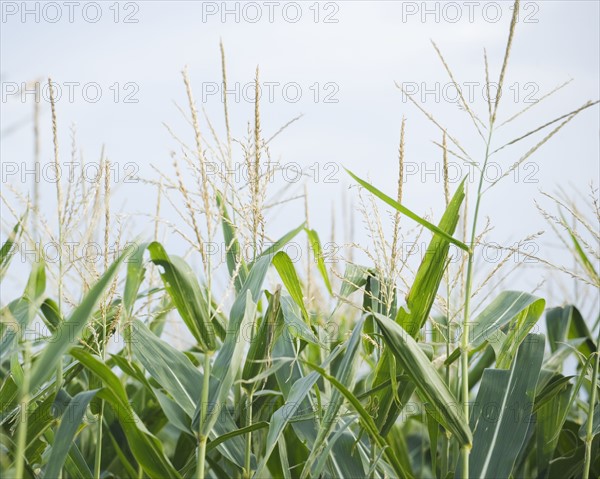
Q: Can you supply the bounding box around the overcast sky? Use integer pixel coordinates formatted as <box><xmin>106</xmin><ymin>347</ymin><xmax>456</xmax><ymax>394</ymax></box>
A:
<box><xmin>2</xmin><ymin>1</ymin><xmax>599</xmax><ymax>313</ymax></box>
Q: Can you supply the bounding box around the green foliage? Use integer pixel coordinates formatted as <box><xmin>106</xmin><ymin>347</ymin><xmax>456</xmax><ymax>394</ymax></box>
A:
<box><xmin>1</xmin><ymin>2</ymin><xmax>598</xmax><ymax>477</ymax></box>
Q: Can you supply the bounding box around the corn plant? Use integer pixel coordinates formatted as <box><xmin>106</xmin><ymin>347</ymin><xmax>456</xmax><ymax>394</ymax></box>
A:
<box><xmin>1</xmin><ymin>1</ymin><xmax>599</xmax><ymax>478</ymax></box>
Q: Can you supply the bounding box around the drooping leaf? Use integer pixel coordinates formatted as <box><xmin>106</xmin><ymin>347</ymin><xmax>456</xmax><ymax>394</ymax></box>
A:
<box><xmin>272</xmin><ymin>251</ymin><xmax>309</xmax><ymax>322</ymax></box>
<box><xmin>546</xmin><ymin>305</ymin><xmax>596</xmax><ymax>358</ymax></box>
<box><xmin>445</xmin><ymin>290</ymin><xmax>545</xmax><ymax>367</ymax></box>
<box><xmin>373</xmin><ymin>313</ymin><xmax>472</xmax><ymax>447</ymax></box>
<box><xmin>338</xmin><ymin>263</ymin><xmax>370</xmax><ymax>300</ymax></box>
<box><xmin>148</xmin><ymin>242</ymin><xmax>216</xmax><ymax>351</ymax></box>
<box><xmin>69</xmin><ymin>348</ymin><xmax>181</xmax><ymax>479</ymax></box>
<box><xmin>346</xmin><ymin>169</ymin><xmax>469</xmax><ymax>251</ymax></box>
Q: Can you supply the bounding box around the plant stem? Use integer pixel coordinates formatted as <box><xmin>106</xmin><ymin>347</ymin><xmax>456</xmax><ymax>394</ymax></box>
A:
<box><xmin>197</xmin><ymin>351</ymin><xmax>212</xmax><ymax>479</ymax></box>
<box><xmin>244</xmin><ymin>392</ymin><xmax>253</xmax><ymax>478</ymax></box>
<box><xmin>94</xmin><ymin>303</ymin><xmax>108</xmax><ymax>479</ymax></box>
<box><xmin>444</xmin><ymin>256</ymin><xmax>452</xmax><ymax>477</ymax></box>
<box><xmin>460</xmin><ymin>128</ymin><xmax>494</xmax><ymax>478</ymax></box>
<box><xmin>14</xmin><ymin>340</ymin><xmax>31</xmax><ymax>479</ymax></box>
<box><xmin>94</xmin><ymin>402</ymin><xmax>104</xmax><ymax>479</ymax></box>
<box><xmin>582</xmin><ymin>325</ymin><xmax>600</xmax><ymax>479</ymax></box>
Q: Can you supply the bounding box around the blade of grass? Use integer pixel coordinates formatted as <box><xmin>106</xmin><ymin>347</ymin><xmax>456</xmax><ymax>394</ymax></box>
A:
<box><xmin>346</xmin><ymin>169</ymin><xmax>469</xmax><ymax>252</ymax></box>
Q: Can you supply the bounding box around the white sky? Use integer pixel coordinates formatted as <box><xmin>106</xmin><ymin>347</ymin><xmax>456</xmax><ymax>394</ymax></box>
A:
<box><xmin>1</xmin><ymin>1</ymin><xmax>599</xmax><ymax>315</ymax></box>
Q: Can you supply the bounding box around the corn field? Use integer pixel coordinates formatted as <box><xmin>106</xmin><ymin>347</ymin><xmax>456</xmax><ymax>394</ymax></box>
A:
<box><xmin>1</xmin><ymin>1</ymin><xmax>599</xmax><ymax>478</ymax></box>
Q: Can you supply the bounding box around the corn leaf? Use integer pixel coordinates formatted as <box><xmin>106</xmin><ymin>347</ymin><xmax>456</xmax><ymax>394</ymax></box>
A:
<box><xmin>43</xmin><ymin>389</ymin><xmax>99</xmax><ymax>479</ymax></box>
<box><xmin>346</xmin><ymin>169</ymin><xmax>469</xmax><ymax>252</ymax></box>
<box><xmin>373</xmin><ymin>312</ymin><xmax>472</xmax><ymax>447</ymax></box>
<box><xmin>445</xmin><ymin>290</ymin><xmax>545</xmax><ymax>367</ymax></box>
<box><xmin>28</xmin><ymin>255</ymin><xmax>124</xmax><ymax>393</ymax></box>
<box><xmin>148</xmin><ymin>241</ymin><xmax>216</xmax><ymax>351</ymax></box>
<box><xmin>464</xmin><ymin>333</ymin><xmax>545</xmax><ymax>479</ymax></box>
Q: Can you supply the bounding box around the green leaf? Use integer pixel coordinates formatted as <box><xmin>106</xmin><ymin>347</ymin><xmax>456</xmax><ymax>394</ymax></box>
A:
<box><xmin>396</xmin><ymin>177</ymin><xmax>466</xmax><ymax>336</ymax></box>
<box><xmin>207</xmin><ymin>421</ymin><xmax>269</xmax><ymax>452</ymax></box>
<box><xmin>272</xmin><ymin>251</ymin><xmax>309</xmax><ymax>322</ymax></box>
<box><xmin>445</xmin><ymin>291</ymin><xmax>545</xmax><ymax>367</ymax></box>
<box><xmin>0</xmin><ymin>211</ymin><xmax>27</xmax><ymax>280</ymax></box>
<box><xmin>305</xmin><ymin>228</ymin><xmax>333</xmax><ymax>295</ymax></box>
<box><xmin>122</xmin><ymin>241</ymin><xmax>149</xmax><ymax>319</ymax></box>
<box><xmin>154</xmin><ymin>389</ymin><xmax>190</xmax><ymax>433</ymax></box>
<box><xmin>254</xmin><ymin>344</ymin><xmax>344</xmax><ymax>477</ymax></box>
<box><xmin>217</xmin><ymin>192</ymin><xmax>248</xmax><ymax>292</ymax></box>
<box><xmin>280</xmin><ymin>295</ymin><xmax>319</xmax><ymax>345</ymax></box>
<box><xmin>338</xmin><ymin>263</ymin><xmax>370</xmax><ymax>300</ymax></box>
<box><xmin>537</xmin><ymin>378</ymin><xmax>573</xmax><ymax>479</ymax></box>
<box><xmin>303</xmin><ymin>361</ymin><xmax>414</xmax><ymax>479</ymax></box>
<box><xmin>546</xmin><ymin>305</ymin><xmax>596</xmax><ymax>358</ymax></box>
<box><xmin>40</xmin><ymin>298</ymin><xmax>61</xmax><ymax>332</ymax></box>
<box><xmin>204</xmin><ymin>248</ymin><xmax>285</xmax><ymax>406</ymax></box>
<box><xmin>148</xmin><ymin>241</ymin><xmax>216</xmax><ymax>351</ymax></box>
<box><xmin>128</xmin><ymin>319</ymin><xmax>247</xmax><ymax>468</ymax></box>
<box><xmin>371</xmin><ymin>179</ymin><xmax>465</xmax><ymax>435</ymax></box>
<box><xmin>242</xmin><ymin>288</ymin><xmax>283</xmax><ymax>392</ymax></box>
<box><xmin>249</xmin><ymin>222</ymin><xmax>306</xmax><ymax>268</ymax></box>
<box><xmin>426</xmin><ymin>409</ymin><xmax>440</xmax><ymax>479</ymax></box>
<box><xmin>202</xmin><ymin>291</ymin><xmax>257</xmax><ymax>437</ymax></box>
<box><xmin>534</xmin><ymin>371</ymin><xmax>575</xmax><ymax>412</ymax></box>
<box><xmin>28</xmin><ymin>255</ymin><xmax>124</xmax><ymax>393</ymax></box>
<box><xmin>43</xmin><ymin>389</ymin><xmax>99</xmax><ymax>479</ymax></box>
<box><xmin>346</xmin><ymin>169</ymin><xmax>469</xmax><ymax>251</ymax></box>
<box><xmin>494</xmin><ymin>297</ymin><xmax>546</xmax><ymax>369</ymax></box>
<box><xmin>301</xmin><ymin>318</ymin><xmax>365</xmax><ymax>478</ymax></box>
<box><xmin>464</xmin><ymin>333</ymin><xmax>545</xmax><ymax>479</ymax></box>
<box><xmin>69</xmin><ymin>348</ymin><xmax>181</xmax><ymax>479</ymax></box>
<box><xmin>373</xmin><ymin>313</ymin><xmax>472</xmax><ymax>446</ymax></box>
<box><xmin>1</xmin><ymin>260</ymin><xmax>46</xmax><ymax>362</ymax></box>
<box><xmin>129</xmin><ymin>319</ymin><xmax>201</xmax><ymax>416</ymax></box>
